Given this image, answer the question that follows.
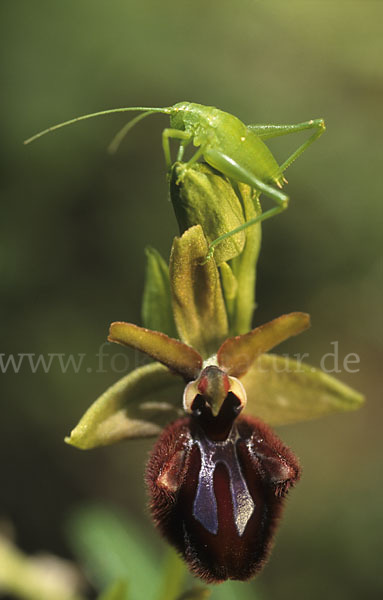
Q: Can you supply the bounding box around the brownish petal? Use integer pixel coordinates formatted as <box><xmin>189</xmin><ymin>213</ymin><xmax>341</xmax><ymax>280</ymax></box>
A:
<box><xmin>108</xmin><ymin>322</ymin><xmax>202</xmax><ymax>381</ymax></box>
<box><xmin>217</xmin><ymin>312</ymin><xmax>310</xmax><ymax>378</ymax></box>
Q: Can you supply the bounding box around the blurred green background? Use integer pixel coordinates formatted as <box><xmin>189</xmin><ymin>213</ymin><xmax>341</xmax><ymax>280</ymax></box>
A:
<box><xmin>1</xmin><ymin>1</ymin><xmax>382</xmax><ymax>598</ymax></box>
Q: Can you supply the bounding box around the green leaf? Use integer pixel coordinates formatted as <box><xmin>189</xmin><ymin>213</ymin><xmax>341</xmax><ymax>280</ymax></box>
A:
<box><xmin>228</xmin><ymin>186</ymin><xmax>262</xmax><ymax>335</ymax></box>
<box><xmin>108</xmin><ymin>322</ymin><xmax>202</xmax><ymax>380</ymax></box>
<box><xmin>67</xmin><ymin>506</ymin><xmax>160</xmax><ymax>599</ymax></box>
<box><xmin>218</xmin><ymin>312</ymin><xmax>310</xmax><ymax>378</ymax></box>
<box><xmin>169</xmin><ymin>225</ymin><xmax>229</xmax><ymax>358</ymax></box>
<box><xmin>177</xmin><ymin>589</ymin><xmax>211</xmax><ymax>600</ymax></box>
<box><xmin>209</xmin><ymin>579</ymin><xmax>260</xmax><ymax>600</ymax></box>
<box><xmin>0</xmin><ymin>534</ymin><xmax>84</xmax><ymax>600</ymax></box>
<box><xmin>156</xmin><ymin>548</ymin><xmax>185</xmax><ymax>600</ymax></box>
<box><xmin>65</xmin><ymin>363</ymin><xmax>185</xmax><ymax>449</ymax></box>
<box><xmin>170</xmin><ymin>162</ymin><xmax>245</xmax><ymax>265</ymax></box>
<box><xmin>142</xmin><ymin>247</ymin><xmax>178</xmax><ymax>338</ymax></box>
<box><xmin>98</xmin><ymin>581</ymin><xmax>129</xmax><ymax>600</ymax></box>
<box><xmin>241</xmin><ymin>353</ymin><xmax>365</xmax><ymax>426</ymax></box>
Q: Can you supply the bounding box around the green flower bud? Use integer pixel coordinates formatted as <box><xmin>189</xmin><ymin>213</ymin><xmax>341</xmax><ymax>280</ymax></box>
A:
<box><xmin>170</xmin><ymin>162</ymin><xmax>262</xmax><ymax>335</ymax></box>
<box><xmin>170</xmin><ymin>162</ymin><xmax>246</xmax><ymax>265</ymax></box>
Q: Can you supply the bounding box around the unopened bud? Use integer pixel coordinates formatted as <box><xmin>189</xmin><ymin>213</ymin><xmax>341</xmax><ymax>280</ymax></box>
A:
<box><xmin>170</xmin><ymin>162</ymin><xmax>246</xmax><ymax>265</ymax></box>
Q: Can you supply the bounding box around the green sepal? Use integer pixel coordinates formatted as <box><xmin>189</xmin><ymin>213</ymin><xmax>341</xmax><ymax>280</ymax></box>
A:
<box><xmin>98</xmin><ymin>581</ymin><xmax>129</xmax><ymax>600</ymax></box>
<box><xmin>108</xmin><ymin>322</ymin><xmax>202</xmax><ymax>381</ymax></box>
<box><xmin>141</xmin><ymin>246</ymin><xmax>178</xmax><ymax>337</ymax></box>
<box><xmin>169</xmin><ymin>225</ymin><xmax>229</xmax><ymax>358</ymax></box>
<box><xmin>228</xmin><ymin>185</ymin><xmax>262</xmax><ymax>335</ymax></box>
<box><xmin>65</xmin><ymin>363</ymin><xmax>185</xmax><ymax>449</ymax></box>
<box><xmin>218</xmin><ymin>312</ymin><xmax>310</xmax><ymax>378</ymax></box>
<box><xmin>170</xmin><ymin>162</ymin><xmax>245</xmax><ymax>265</ymax></box>
<box><xmin>240</xmin><ymin>353</ymin><xmax>365</xmax><ymax>426</ymax></box>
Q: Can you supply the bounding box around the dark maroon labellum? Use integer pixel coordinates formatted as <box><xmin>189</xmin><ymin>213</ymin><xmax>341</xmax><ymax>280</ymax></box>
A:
<box><xmin>146</xmin><ymin>386</ymin><xmax>301</xmax><ymax>583</ymax></box>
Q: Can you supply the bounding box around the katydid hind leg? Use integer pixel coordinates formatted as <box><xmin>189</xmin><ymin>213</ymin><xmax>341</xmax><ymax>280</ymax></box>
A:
<box><xmin>247</xmin><ymin>119</ymin><xmax>325</xmax><ymax>140</ymax></box>
<box><xmin>247</xmin><ymin>119</ymin><xmax>325</xmax><ymax>173</ymax></box>
<box><xmin>203</xmin><ymin>205</ymin><xmax>285</xmax><ymax>263</ymax></box>
<box><xmin>202</xmin><ymin>149</ymin><xmax>289</xmax><ymax>260</ymax></box>
<box><xmin>204</xmin><ymin>148</ymin><xmax>289</xmax><ymax>206</ymax></box>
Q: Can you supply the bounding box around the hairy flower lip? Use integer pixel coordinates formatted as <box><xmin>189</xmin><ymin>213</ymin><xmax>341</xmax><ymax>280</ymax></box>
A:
<box><xmin>146</xmin><ymin>411</ymin><xmax>302</xmax><ymax>583</ymax></box>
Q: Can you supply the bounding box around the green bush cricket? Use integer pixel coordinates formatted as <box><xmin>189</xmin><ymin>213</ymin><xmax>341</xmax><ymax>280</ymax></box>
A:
<box><xmin>24</xmin><ymin>102</ymin><xmax>325</xmax><ymax>259</ymax></box>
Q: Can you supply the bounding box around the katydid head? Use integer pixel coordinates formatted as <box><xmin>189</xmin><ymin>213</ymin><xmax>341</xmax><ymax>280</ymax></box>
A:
<box><xmin>169</xmin><ymin>102</ymin><xmax>193</xmax><ymax>130</ymax></box>
<box><xmin>170</xmin><ymin>101</ymin><xmax>213</xmax><ymax>133</ymax></box>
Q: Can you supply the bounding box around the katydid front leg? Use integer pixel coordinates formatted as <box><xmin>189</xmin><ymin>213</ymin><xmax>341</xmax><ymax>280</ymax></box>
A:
<box><xmin>162</xmin><ymin>128</ymin><xmax>192</xmax><ymax>169</ymax></box>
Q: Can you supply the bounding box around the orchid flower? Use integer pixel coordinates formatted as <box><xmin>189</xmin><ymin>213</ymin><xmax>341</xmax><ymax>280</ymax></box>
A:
<box><xmin>66</xmin><ymin>223</ymin><xmax>363</xmax><ymax>583</ymax></box>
